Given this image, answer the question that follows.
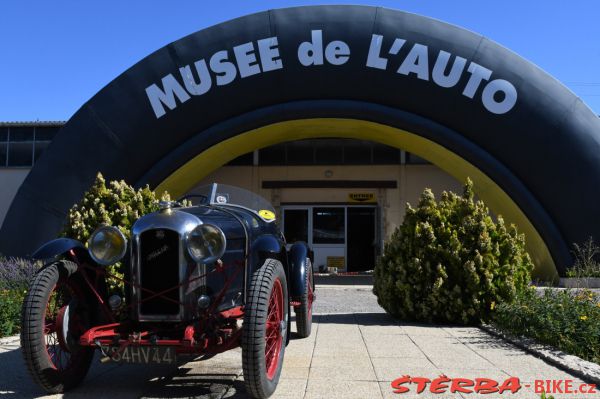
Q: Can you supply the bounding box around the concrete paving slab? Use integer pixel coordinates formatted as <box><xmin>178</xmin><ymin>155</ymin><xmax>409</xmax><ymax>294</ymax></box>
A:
<box><xmin>364</xmin><ymin>336</ymin><xmax>427</xmax><ymax>359</ymax></box>
<box><xmin>359</xmin><ymin>324</ymin><xmax>406</xmax><ymax>336</ymax></box>
<box><xmin>373</xmin><ymin>356</ymin><xmax>437</xmax><ymax>369</ymax></box>
<box><xmin>401</xmin><ymin>325</ymin><xmax>454</xmax><ymax>337</ymax></box>
<box><xmin>304</xmin><ymin>380</ymin><xmax>382</xmax><ymax>399</ymax></box>
<box><xmin>308</xmin><ymin>365</ymin><xmax>377</xmax><ymax>381</ymax></box>
<box><xmin>371</xmin><ymin>358</ymin><xmax>440</xmax><ymax>382</ymax></box>
<box><xmin>443</xmin><ymin>326</ymin><xmax>492</xmax><ymax>339</ymax></box>
<box><xmin>428</xmin><ymin>356</ymin><xmax>497</xmax><ymax>370</ymax></box>
<box><xmin>270</xmin><ymin>378</ymin><xmax>308</xmax><ymax>398</ymax></box>
<box><xmin>310</xmin><ymin>346</ymin><xmax>370</xmax><ymax>358</ymax></box>
<box><xmin>472</xmin><ymin>348</ymin><xmax>532</xmax><ymax>361</ymax></box>
<box><xmin>281</xmin><ymin>354</ymin><xmax>314</xmax><ymax>368</ymax></box>
<box><xmin>309</xmin><ymin>355</ymin><xmax>373</xmax><ymax>369</ymax></box>
<box><xmin>279</xmin><ymin>367</ymin><xmax>310</xmax><ymax>380</ymax></box>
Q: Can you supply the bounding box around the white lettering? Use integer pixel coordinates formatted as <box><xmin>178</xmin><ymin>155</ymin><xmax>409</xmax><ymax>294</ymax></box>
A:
<box><xmin>298</xmin><ymin>30</ymin><xmax>324</xmax><ymax>66</ymax></box>
<box><xmin>152</xmin><ymin>348</ymin><xmax>161</xmax><ymax>362</ymax></box>
<box><xmin>432</xmin><ymin>51</ymin><xmax>466</xmax><ymax>88</ymax></box>
<box><xmin>366</xmin><ymin>34</ymin><xmax>387</xmax><ymax>70</ymax></box>
<box><xmin>130</xmin><ymin>347</ymin><xmax>141</xmax><ymax>363</ymax></box>
<box><xmin>233</xmin><ymin>42</ymin><xmax>261</xmax><ymax>78</ymax></box>
<box><xmin>179</xmin><ymin>60</ymin><xmax>212</xmax><ymax>95</ymax></box>
<box><xmin>482</xmin><ymin>79</ymin><xmax>518</xmax><ymax>114</ymax></box>
<box><xmin>140</xmin><ymin>347</ymin><xmax>150</xmax><ymax>363</ymax></box>
<box><xmin>463</xmin><ymin>62</ymin><xmax>492</xmax><ymax>98</ymax></box>
<box><xmin>209</xmin><ymin>50</ymin><xmax>237</xmax><ymax>86</ymax></box>
<box><xmin>257</xmin><ymin>37</ymin><xmax>283</xmax><ymax>72</ymax></box>
<box><xmin>398</xmin><ymin>43</ymin><xmax>429</xmax><ymax>81</ymax></box>
<box><xmin>389</xmin><ymin>38</ymin><xmax>406</xmax><ymax>55</ymax></box>
<box><xmin>145</xmin><ymin>74</ymin><xmax>191</xmax><ymax>118</ymax></box>
<box><xmin>111</xmin><ymin>347</ymin><xmax>121</xmax><ymax>362</ymax></box>
<box><xmin>145</xmin><ymin>32</ymin><xmax>519</xmax><ymax>119</ymax></box>
<box><xmin>325</xmin><ymin>40</ymin><xmax>350</xmax><ymax>65</ymax></box>
<box><xmin>162</xmin><ymin>348</ymin><xmax>173</xmax><ymax>363</ymax></box>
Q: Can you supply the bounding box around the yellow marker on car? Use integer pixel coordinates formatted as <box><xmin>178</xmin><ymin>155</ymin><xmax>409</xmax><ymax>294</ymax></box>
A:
<box><xmin>259</xmin><ymin>209</ymin><xmax>275</xmax><ymax>221</ymax></box>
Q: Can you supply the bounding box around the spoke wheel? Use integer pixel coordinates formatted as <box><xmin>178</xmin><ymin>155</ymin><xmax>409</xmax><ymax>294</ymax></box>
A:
<box><xmin>265</xmin><ymin>278</ymin><xmax>283</xmax><ymax>379</ymax></box>
<box><xmin>294</xmin><ymin>258</ymin><xmax>314</xmax><ymax>338</ymax></box>
<box><xmin>242</xmin><ymin>259</ymin><xmax>288</xmax><ymax>399</ymax></box>
<box><xmin>21</xmin><ymin>261</ymin><xmax>94</xmax><ymax>393</ymax></box>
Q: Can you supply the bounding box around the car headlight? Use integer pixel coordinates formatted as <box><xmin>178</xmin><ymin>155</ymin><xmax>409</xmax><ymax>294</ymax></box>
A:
<box><xmin>186</xmin><ymin>224</ymin><xmax>226</xmax><ymax>264</ymax></box>
<box><xmin>88</xmin><ymin>226</ymin><xmax>128</xmax><ymax>266</ymax></box>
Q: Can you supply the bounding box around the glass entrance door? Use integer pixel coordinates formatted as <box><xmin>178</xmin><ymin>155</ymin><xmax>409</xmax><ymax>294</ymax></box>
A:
<box><xmin>282</xmin><ymin>205</ymin><xmax>378</xmax><ymax>272</ymax></box>
<box><xmin>347</xmin><ymin>207</ymin><xmax>376</xmax><ymax>272</ymax></box>
<box><xmin>283</xmin><ymin>209</ymin><xmax>308</xmax><ymax>243</ymax></box>
<box><xmin>311</xmin><ymin>207</ymin><xmax>346</xmax><ymax>272</ymax></box>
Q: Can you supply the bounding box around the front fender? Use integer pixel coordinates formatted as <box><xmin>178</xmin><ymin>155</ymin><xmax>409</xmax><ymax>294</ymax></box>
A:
<box><xmin>288</xmin><ymin>242</ymin><xmax>311</xmax><ymax>300</ymax></box>
<box><xmin>31</xmin><ymin>238</ymin><xmax>86</xmax><ymax>261</ymax></box>
<box><xmin>250</xmin><ymin>235</ymin><xmax>283</xmax><ymax>262</ymax></box>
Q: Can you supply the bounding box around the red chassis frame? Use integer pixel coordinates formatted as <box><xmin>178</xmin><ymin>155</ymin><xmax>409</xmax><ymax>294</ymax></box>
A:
<box><xmin>65</xmin><ymin>250</ymin><xmax>247</xmax><ymax>359</ymax></box>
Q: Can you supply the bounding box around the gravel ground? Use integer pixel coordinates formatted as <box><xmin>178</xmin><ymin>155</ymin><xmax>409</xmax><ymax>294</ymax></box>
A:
<box><xmin>312</xmin><ymin>285</ymin><xmax>382</xmax><ymax>315</ymax></box>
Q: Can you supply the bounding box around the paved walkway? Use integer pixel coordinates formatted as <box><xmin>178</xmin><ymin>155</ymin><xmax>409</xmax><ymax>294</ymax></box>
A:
<box><xmin>0</xmin><ymin>285</ymin><xmax>597</xmax><ymax>399</ymax></box>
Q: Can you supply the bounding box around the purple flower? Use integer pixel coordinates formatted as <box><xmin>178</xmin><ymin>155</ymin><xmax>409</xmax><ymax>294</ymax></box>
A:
<box><xmin>0</xmin><ymin>257</ymin><xmax>40</xmax><ymax>290</ymax></box>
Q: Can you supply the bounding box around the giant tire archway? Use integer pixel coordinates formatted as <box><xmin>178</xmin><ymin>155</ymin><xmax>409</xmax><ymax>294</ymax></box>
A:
<box><xmin>2</xmin><ymin>5</ymin><xmax>600</xmax><ymax>279</ymax></box>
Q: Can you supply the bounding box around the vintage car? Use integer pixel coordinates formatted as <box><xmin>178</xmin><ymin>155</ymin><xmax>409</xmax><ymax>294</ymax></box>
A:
<box><xmin>20</xmin><ymin>183</ymin><xmax>315</xmax><ymax>398</ymax></box>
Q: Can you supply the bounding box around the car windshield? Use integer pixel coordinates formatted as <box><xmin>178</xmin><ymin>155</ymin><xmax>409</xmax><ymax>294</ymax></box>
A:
<box><xmin>181</xmin><ymin>183</ymin><xmax>275</xmax><ymax>215</ymax></box>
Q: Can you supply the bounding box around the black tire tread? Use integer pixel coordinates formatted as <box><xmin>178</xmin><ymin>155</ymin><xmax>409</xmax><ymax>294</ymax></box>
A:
<box><xmin>294</xmin><ymin>258</ymin><xmax>313</xmax><ymax>338</ymax></box>
<box><xmin>20</xmin><ymin>260</ymin><xmax>93</xmax><ymax>393</ymax></box>
<box><xmin>242</xmin><ymin>258</ymin><xmax>288</xmax><ymax>399</ymax></box>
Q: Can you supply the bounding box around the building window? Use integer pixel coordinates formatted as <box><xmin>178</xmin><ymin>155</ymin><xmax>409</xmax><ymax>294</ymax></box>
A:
<box><xmin>0</xmin><ymin>142</ymin><xmax>7</xmax><ymax>166</ymax></box>
<box><xmin>312</xmin><ymin>207</ymin><xmax>345</xmax><ymax>244</ymax></box>
<box><xmin>256</xmin><ymin>139</ymin><xmax>403</xmax><ymax>166</ymax></box>
<box><xmin>258</xmin><ymin>143</ymin><xmax>286</xmax><ymax>165</ymax></box>
<box><xmin>225</xmin><ymin>152</ymin><xmax>253</xmax><ymax>166</ymax></box>
<box><xmin>406</xmin><ymin>152</ymin><xmax>431</xmax><ymax>165</ymax></box>
<box><xmin>0</xmin><ymin>125</ymin><xmax>61</xmax><ymax>168</ymax></box>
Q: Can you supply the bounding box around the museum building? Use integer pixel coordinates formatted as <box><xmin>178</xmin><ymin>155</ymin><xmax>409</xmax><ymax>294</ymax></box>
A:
<box><xmin>0</xmin><ymin>121</ymin><xmax>461</xmax><ymax>272</ymax></box>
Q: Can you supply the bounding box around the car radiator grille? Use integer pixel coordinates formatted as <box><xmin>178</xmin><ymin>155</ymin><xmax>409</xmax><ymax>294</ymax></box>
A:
<box><xmin>139</xmin><ymin>229</ymin><xmax>180</xmax><ymax>316</ymax></box>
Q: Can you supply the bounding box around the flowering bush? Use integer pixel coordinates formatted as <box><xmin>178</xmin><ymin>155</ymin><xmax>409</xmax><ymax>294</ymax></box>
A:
<box><xmin>374</xmin><ymin>179</ymin><xmax>533</xmax><ymax>325</ymax></box>
<box><xmin>0</xmin><ymin>257</ymin><xmax>39</xmax><ymax>337</ymax></box>
<box><xmin>61</xmin><ymin>172</ymin><xmax>172</xmax><ymax>291</ymax></box>
<box><xmin>494</xmin><ymin>288</ymin><xmax>600</xmax><ymax>364</ymax></box>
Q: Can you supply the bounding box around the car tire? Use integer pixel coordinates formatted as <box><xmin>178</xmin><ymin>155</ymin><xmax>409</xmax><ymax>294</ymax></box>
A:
<box><xmin>294</xmin><ymin>258</ymin><xmax>314</xmax><ymax>338</ymax></box>
<box><xmin>20</xmin><ymin>260</ymin><xmax>94</xmax><ymax>393</ymax></box>
<box><xmin>242</xmin><ymin>258</ymin><xmax>288</xmax><ymax>399</ymax></box>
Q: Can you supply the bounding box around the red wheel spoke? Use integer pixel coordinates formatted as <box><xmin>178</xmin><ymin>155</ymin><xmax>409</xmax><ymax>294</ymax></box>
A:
<box><xmin>42</xmin><ymin>281</ymin><xmax>78</xmax><ymax>371</ymax></box>
<box><xmin>264</xmin><ymin>278</ymin><xmax>284</xmax><ymax>380</ymax></box>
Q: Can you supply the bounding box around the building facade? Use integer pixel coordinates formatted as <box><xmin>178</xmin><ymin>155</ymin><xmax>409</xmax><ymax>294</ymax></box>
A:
<box><xmin>0</xmin><ymin>122</ymin><xmax>461</xmax><ymax>272</ymax></box>
<box><xmin>0</xmin><ymin>122</ymin><xmax>63</xmax><ymax>227</ymax></box>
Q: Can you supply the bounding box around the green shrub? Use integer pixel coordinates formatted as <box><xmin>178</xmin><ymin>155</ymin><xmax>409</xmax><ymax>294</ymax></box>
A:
<box><xmin>61</xmin><ymin>172</ymin><xmax>170</xmax><ymax>291</ymax></box>
<box><xmin>0</xmin><ymin>257</ymin><xmax>39</xmax><ymax>337</ymax></box>
<box><xmin>0</xmin><ymin>289</ymin><xmax>26</xmax><ymax>337</ymax></box>
<box><xmin>374</xmin><ymin>179</ymin><xmax>533</xmax><ymax>325</ymax></box>
<box><xmin>566</xmin><ymin>237</ymin><xmax>600</xmax><ymax>278</ymax></box>
<box><xmin>493</xmin><ymin>288</ymin><xmax>600</xmax><ymax>364</ymax></box>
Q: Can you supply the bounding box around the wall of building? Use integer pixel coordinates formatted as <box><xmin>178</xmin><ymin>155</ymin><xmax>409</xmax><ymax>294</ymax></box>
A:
<box><xmin>0</xmin><ymin>162</ymin><xmax>462</xmax><ymax>245</ymax></box>
<box><xmin>0</xmin><ymin>168</ymin><xmax>30</xmax><ymax>229</ymax></box>
<box><xmin>187</xmin><ymin>164</ymin><xmax>462</xmax><ymax>241</ymax></box>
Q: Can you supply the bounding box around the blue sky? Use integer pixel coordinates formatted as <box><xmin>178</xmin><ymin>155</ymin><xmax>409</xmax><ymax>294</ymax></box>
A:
<box><xmin>1</xmin><ymin>1</ymin><xmax>599</xmax><ymax>121</ymax></box>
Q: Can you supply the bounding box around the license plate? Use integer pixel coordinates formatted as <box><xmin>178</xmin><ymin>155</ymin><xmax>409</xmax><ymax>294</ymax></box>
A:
<box><xmin>101</xmin><ymin>345</ymin><xmax>176</xmax><ymax>364</ymax></box>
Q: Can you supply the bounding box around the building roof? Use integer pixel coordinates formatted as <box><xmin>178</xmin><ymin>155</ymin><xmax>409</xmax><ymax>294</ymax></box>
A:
<box><xmin>0</xmin><ymin>121</ymin><xmax>65</xmax><ymax>127</ymax></box>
